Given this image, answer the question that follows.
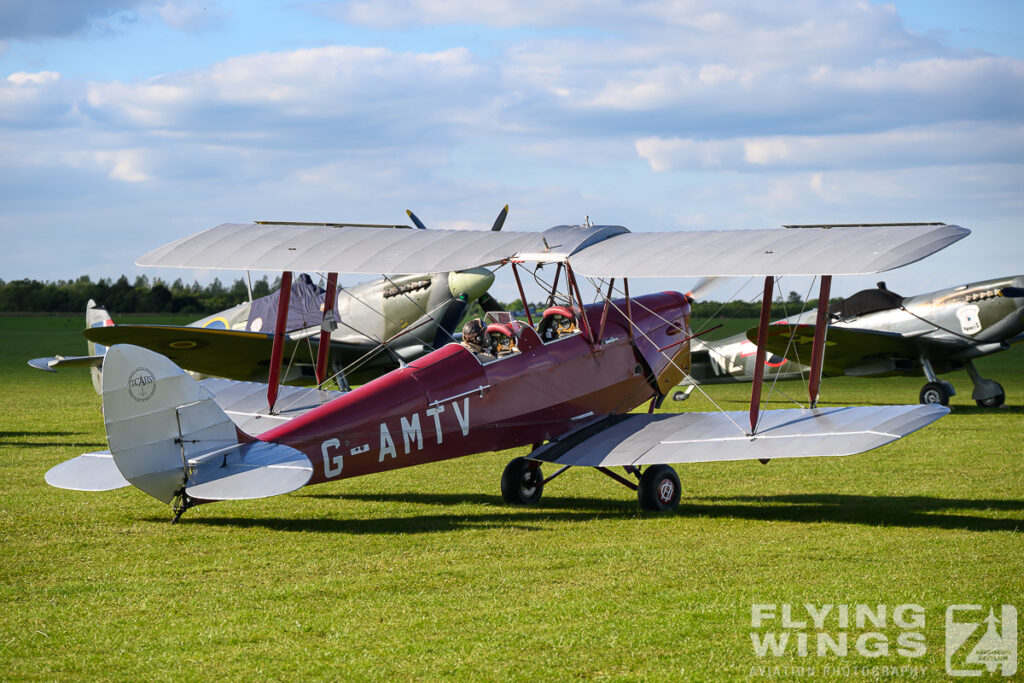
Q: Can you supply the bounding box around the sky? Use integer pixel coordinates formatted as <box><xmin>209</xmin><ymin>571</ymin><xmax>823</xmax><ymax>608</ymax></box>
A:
<box><xmin>1</xmin><ymin>0</ymin><xmax>1022</xmax><ymax>304</ymax></box>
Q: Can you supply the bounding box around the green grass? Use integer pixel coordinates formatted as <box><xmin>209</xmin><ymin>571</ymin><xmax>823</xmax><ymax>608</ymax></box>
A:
<box><xmin>2</xmin><ymin>315</ymin><xmax>1022</xmax><ymax>681</ymax></box>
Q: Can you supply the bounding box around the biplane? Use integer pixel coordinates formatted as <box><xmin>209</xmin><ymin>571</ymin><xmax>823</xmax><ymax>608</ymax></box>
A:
<box><xmin>29</xmin><ymin>269</ymin><xmax>497</xmax><ymax>390</ymax></box>
<box><xmin>29</xmin><ymin>213</ymin><xmax>508</xmax><ymax>390</ymax></box>
<box><xmin>44</xmin><ymin>221</ymin><xmax>969</xmax><ymax>520</ymax></box>
<box><xmin>675</xmin><ymin>275</ymin><xmax>1024</xmax><ymax>408</ymax></box>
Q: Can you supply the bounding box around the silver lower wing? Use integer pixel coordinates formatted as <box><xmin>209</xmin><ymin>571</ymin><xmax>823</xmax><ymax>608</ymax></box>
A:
<box><xmin>531</xmin><ymin>405</ymin><xmax>948</xmax><ymax>467</ymax></box>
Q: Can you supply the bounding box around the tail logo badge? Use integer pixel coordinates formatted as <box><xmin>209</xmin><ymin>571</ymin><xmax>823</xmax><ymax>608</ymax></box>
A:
<box><xmin>127</xmin><ymin>367</ymin><xmax>156</xmax><ymax>402</ymax></box>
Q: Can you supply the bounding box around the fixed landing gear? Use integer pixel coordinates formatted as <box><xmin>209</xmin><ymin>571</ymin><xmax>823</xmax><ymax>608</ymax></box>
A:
<box><xmin>917</xmin><ymin>356</ymin><xmax>1006</xmax><ymax>408</ymax></box>
<box><xmin>500</xmin><ymin>456</ymin><xmax>544</xmax><ymax>505</ymax></box>
<box><xmin>964</xmin><ymin>360</ymin><xmax>1005</xmax><ymax>408</ymax></box>
<box><xmin>918</xmin><ymin>356</ymin><xmax>956</xmax><ymax>407</ymax></box>
<box><xmin>637</xmin><ymin>465</ymin><xmax>681</xmax><ymax>512</ymax></box>
<box><xmin>500</xmin><ymin>456</ymin><xmax>682</xmax><ymax>512</ymax></box>
<box><xmin>919</xmin><ymin>381</ymin><xmax>955</xmax><ymax>406</ymax></box>
<box><xmin>975</xmin><ymin>386</ymin><xmax>1005</xmax><ymax>408</ymax></box>
<box><xmin>672</xmin><ymin>386</ymin><xmax>695</xmax><ymax>402</ymax></box>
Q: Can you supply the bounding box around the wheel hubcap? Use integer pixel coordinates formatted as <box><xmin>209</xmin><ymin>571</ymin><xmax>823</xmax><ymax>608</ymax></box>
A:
<box><xmin>521</xmin><ymin>471</ymin><xmax>537</xmax><ymax>496</ymax></box>
<box><xmin>657</xmin><ymin>478</ymin><xmax>674</xmax><ymax>504</ymax></box>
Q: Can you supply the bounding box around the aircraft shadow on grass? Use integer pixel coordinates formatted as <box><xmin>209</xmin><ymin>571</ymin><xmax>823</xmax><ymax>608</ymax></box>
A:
<box><xmin>152</xmin><ymin>492</ymin><xmax>1022</xmax><ymax>534</ymax></box>
<box><xmin>1</xmin><ymin>430</ymin><xmax>105</xmax><ymax>449</ymax></box>
<box><xmin>684</xmin><ymin>494</ymin><xmax>1024</xmax><ymax>532</ymax></box>
<box><xmin>152</xmin><ymin>492</ymin><xmax>638</xmax><ymax>534</ymax></box>
<box><xmin>704</xmin><ymin>398</ymin><xmax>1023</xmax><ymax>413</ymax></box>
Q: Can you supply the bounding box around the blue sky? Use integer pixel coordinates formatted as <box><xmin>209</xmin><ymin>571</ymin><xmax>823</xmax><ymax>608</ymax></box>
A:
<box><xmin>1</xmin><ymin>0</ymin><xmax>1022</xmax><ymax>303</ymax></box>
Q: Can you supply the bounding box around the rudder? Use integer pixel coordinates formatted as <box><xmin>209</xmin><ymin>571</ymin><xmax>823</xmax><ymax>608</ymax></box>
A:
<box><xmin>101</xmin><ymin>344</ymin><xmax>238</xmax><ymax>503</ymax></box>
<box><xmin>87</xmin><ymin>299</ymin><xmax>114</xmax><ymax>394</ymax></box>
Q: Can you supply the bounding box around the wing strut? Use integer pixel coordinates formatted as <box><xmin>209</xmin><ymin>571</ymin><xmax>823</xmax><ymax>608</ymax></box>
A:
<box><xmin>267</xmin><ymin>271</ymin><xmax>292</xmax><ymax>412</ymax></box>
<box><xmin>807</xmin><ymin>275</ymin><xmax>832</xmax><ymax>407</ymax></box>
<box><xmin>510</xmin><ymin>261</ymin><xmax>534</xmax><ymax>327</ymax></box>
<box><xmin>315</xmin><ymin>272</ymin><xmax>339</xmax><ymax>386</ymax></box>
<box><xmin>748</xmin><ymin>276</ymin><xmax>774</xmax><ymax>434</ymax></box>
<box><xmin>624</xmin><ymin>278</ymin><xmax>635</xmax><ymax>342</ymax></box>
<box><xmin>565</xmin><ymin>262</ymin><xmax>595</xmax><ymax>344</ymax></box>
<box><xmin>546</xmin><ymin>263</ymin><xmax>563</xmax><ymax>307</ymax></box>
<box><xmin>596</xmin><ymin>278</ymin><xmax>616</xmax><ymax>344</ymax></box>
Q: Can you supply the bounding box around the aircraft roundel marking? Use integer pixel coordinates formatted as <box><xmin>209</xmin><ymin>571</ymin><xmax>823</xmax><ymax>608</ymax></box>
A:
<box><xmin>170</xmin><ymin>340</ymin><xmax>198</xmax><ymax>349</ymax></box>
<box><xmin>203</xmin><ymin>317</ymin><xmax>230</xmax><ymax>330</ymax></box>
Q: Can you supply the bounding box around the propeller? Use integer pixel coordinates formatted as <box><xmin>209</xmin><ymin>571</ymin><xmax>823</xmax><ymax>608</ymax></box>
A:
<box><xmin>476</xmin><ymin>292</ymin><xmax>506</xmax><ymax>313</ymax></box>
<box><xmin>406</xmin><ymin>209</ymin><xmax>428</xmax><ymax>230</ymax></box>
<box><xmin>491</xmin><ymin>204</ymin><xmax>508</xmax><ymax>231</ymax></box>
<box><xmin>405</xmin><ymin>205</ymin><xmax>509</xmax><ymax>232</ymax></box>
<box><xmin>686</xmin><ymin>276</ymin><xmax>722</xmax><ymax>302</ymax></box>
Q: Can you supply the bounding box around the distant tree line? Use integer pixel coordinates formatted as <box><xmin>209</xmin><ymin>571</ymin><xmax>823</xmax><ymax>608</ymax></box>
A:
<box><xmin>0</xmin><ymin>275</ymin><xmax>273</xmax><ymax>315</ymax></box>
<box><xmin>0</xmin><ymin>277</ymin><xmax>842</xmax><ymax>318</ymax></box>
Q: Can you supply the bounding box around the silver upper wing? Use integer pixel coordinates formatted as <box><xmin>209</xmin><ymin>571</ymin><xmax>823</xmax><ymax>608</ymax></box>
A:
<box><xmin>567</xmin><ymin>224</ymin><xmax>969</xmax><ymax>277</ymax></box>
<box><xmin>137</xmin><ymin>221</ymin><xmax>968</xmax><ymax>277</ymax></box>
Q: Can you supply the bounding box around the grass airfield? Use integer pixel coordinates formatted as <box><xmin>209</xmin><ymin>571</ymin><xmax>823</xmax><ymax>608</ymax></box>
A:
<box><xmin>2</xmin><ymin>315</ymin><xmax>1022</xmax><ymax>681</ymax></box>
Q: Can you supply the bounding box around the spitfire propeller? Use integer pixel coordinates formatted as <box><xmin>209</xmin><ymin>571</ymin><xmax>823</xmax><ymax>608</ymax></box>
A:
<box><xmin>406</xmin><ymin>204</ymin><xmax>509</xmax><ymax>233</ymax></box>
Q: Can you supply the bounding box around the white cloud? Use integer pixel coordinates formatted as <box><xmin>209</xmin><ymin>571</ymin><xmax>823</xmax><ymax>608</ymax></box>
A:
<box><xmin>82</xmin><ymin>45</ymin><xmax>487</xmax><ymax>133</ymax></box>
<box><xmin>94</xmin><ymin>149</ymin><xmax>152</xmax><ymax>182</ymax></box>
<box><xmin>2</xmin><ymin>0</ymin><xmax>1023</xmax><ymax>291</ymax></box>
<box><xmin>8</xmin><ymin>71</ymin><xmax>61</xmax><ymax>85</ymax></box>
<box><xmin>149</xmin><ymin>0</ymin><xmax>229</xmax><ymax>32</ymax></box>
<box><xmin>636</xmin><ymin>123</ymin><xmax>1024</xmax><ymax>172</ymax></box>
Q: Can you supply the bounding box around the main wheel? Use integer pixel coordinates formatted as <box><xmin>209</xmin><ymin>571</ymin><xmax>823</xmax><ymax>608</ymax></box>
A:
<box><xmin>501</xmin><ymin>457</ymin><xmax>544</xmax><ymax>505</ymax></box>
<box><xmin>919</xmin><ymin>381</ymin><xmax>951</xmax><ymax>406</ymax></box>
<box><xmin>638</xmin><ymin>465</ymin><xmax>681</xmax><ymax>512</ymax></box>
<box><xmin>977</xmin><ymin>382</ymin><xmax>1005</xmax><ymax>408</ymax></box>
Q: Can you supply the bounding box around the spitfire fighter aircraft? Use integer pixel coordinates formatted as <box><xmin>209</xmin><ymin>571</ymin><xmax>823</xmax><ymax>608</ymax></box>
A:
<box><xmin>735</xmin><ymin>276</ymin><xmax>1024</xmax><ymax>407</ymax></box>
<box><xmin>674</xmin><ymin>275</ymin><xmax>1024</xmax><ymax>408</ymax></box>
<box><xmin>45</xmin><ymin>221</ymin><xmax>969</xmax><ymax>521</ymax></box>
<box><xmin>29</xmin><ymin>216</ymin><xmax>505</xmax><ymax>390</ymax></box>
<box><xmin>30</xmin><ymin>269</ymin><xmax>496</xmax><ymax>390</ymax></box>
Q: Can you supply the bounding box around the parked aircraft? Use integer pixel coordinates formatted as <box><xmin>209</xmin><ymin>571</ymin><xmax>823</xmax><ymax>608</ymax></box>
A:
<box><xmin>701</xmin><ymin>277</ymin><xmax>1024</xmax><ymax>407</ymax></box>
<box><xmin>29</xmin><ymin>211</ymin><xmax>512</xmax><ymax>389</ymax></box>
<box><xmin>43</xmin><ymin>221</ymin><xmax>968</xmax><ymax>521</ymax></box>
<box><xmin>29</xmin><ymin>269</ymin><xmax>497</xmax><ymax>389</ymax></box>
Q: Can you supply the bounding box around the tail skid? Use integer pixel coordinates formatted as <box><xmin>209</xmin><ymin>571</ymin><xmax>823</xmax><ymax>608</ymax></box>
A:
<box><xmin>101</xmin><ymin>345</ymin><xmax>313</xmax><ymax>516</ymax></box>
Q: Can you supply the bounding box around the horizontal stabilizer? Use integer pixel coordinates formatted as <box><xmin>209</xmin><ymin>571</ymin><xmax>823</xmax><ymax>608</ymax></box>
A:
<box><xmin>531</xmin><ymin>405</ymin><xmax>948</xmax><ymax>467</ymax></box>
<box><xmin>44</xmin><ymin>451</ymin><xmax>130</xmax><ymax>491</ymax></box>
<box><xmin>28</xmin><ymin>355</ymin><xmax>104</xmax><ymax>372</ymax></box>
<box><xmin>185</xmin><ymin>441</ymin><xmax>313</xmax><ymax>500</ymax></box>
<box><xmin>200</xmin><ymin>377</ymin><xmax>344</xmax><ymax>434</ymax></box>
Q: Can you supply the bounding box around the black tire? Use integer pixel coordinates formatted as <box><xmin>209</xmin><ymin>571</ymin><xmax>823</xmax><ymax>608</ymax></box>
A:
<box><xmin>919</xmin><ymin>381</ymin><xmax>950</xmax><ymax>406</ymax></box>
<box><xmin>638</xmin><ymin>464</ymin><xmax>681</xmax><ymax>512</ymax></box>
<box><xmin>501</xmin><ymin>457</ymin><xmax>544</xmax><ymax>505</ymax></box>
<box><xmin>977</xmin><ymin>383</ymin><xmax>1005</xmax><ymax>408</ymax></box>
<box><xmin>673</xmin><ymin>391</ymin><xmax>686</xmax><ymax>401</ymax></box>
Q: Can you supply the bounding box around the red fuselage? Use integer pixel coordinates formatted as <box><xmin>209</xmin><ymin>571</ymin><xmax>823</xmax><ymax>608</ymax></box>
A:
<box><xmin>259</xmin><ymin>292</ymin><xmax>691</xmax><ymax>486</ymax></box>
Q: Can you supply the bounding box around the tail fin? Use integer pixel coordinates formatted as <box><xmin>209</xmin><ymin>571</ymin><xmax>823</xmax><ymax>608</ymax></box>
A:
<box><xmin>86</xmin><ymin>299</ymin><xmax>113</xmax><ymax>394</ymax></box>
<box><xmin>101</xmin><ymin>345</ymin><xmax>312</xmax><ymax>506</ymax></box>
